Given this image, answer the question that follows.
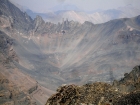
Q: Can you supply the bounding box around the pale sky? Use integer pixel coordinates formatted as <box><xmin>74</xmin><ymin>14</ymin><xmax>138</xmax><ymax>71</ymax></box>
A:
<box><xmin>10</xmin><ymin>0</ymin><xmax>140</xmax><ymax>13</ymax></box>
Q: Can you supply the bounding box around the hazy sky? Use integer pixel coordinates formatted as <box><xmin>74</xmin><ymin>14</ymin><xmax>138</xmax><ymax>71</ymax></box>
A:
<box><xmin>10</xmin><ymin>0</ymin><xmax>140</xmax><ymax>13</ymax></box>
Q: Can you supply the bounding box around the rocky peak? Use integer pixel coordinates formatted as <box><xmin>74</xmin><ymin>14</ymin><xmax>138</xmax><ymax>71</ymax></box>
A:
<box><xmin>83</xmin><ymin>21</ymin><xmax>94</xmax><ymax>26</ymax></box>
<box><xmin>136</xmin><ymin>15</ymin><xmax>140</xmax><ymax>26</ymax></box>
<box><xmin>46</xmin><ymin>65</ymin><xmax>140</xmax><ymax>105</ymax></box>
<box><xmin>33</xmin><ymin>15</ymin><xmax>46</xmax><ymax>34</ymax></box>
<box><xmin>124</xmin><ymin>65</ymin><xmax>140</xmax><ymax>81</ymax></box>
<box><xmin>112</xmin><ymin>65</ymin><xmax>140</xmax><ymax>93</ymax></box>
<box><xmin>34</xmin><ymin>15</ymin><xmax>45</xmax><ymax>25</ymax></box>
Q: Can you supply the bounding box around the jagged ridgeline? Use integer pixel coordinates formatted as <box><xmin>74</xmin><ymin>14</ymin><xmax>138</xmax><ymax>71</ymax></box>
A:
<box><xmin>46</xmin><ymin>65</ymin><xmax>140</xmax><ymax>105</ymax></box>
<box><xmin>1</xmin><ymin>0</ymin><xmax>140</xmax><ymax>89</ymax></box>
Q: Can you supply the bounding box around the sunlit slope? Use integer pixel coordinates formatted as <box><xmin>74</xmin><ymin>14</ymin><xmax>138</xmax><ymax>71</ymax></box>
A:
<box><xmin>0</xmin><ymin>0</ymin><xmax>140</xmax><ymax>91</ymax></box>
<box><xmin>12</xmin><ymin>16</ymin><xmax>140</xmax><ymax>90</ymax></box>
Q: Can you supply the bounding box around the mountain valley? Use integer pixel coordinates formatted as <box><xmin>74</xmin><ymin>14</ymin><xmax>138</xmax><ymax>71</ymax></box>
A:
<box><xmin>0</xmin><ymin>0</ymin><xmax>140</xmax><ymax>104</ymax></box>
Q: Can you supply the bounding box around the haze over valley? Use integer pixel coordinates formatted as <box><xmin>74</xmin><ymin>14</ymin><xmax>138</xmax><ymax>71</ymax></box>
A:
<box><xmin>0</xmin><ymin>0</ymin><xmax>140</xmax><ymax>105</ymax></box>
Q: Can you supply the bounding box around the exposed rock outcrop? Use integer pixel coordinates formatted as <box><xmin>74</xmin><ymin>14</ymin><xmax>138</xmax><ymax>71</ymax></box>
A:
<box><xmin>0</xmin><ymin>73</ymin><xmax>37</xmax><ymax>105</ymax></box>
<box><xmin>33</xmin><ymin>15</ymin><xmax>46</xmax><ymax>34</ymax></box>
<box><xmin>113</xmin><ymin>65</ymin><xmax>140</xmax><ymax>93</ymax></box>
<box><xmin>114</xmin><ymin>91</ymin><xmax>140</xmax><ymax>105</ymax></box>
<box><xmin>46</xmin><ymin>65</ymin><xmax>140</xmax><ymax>105</ymax></box>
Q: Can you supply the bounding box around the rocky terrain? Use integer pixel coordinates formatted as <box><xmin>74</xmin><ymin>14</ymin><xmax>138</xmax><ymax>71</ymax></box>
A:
<box><xmin>0</xmin><ymin>23</ymin><xmax>45</xmax><ymax>105</ymax></box>
<box><xmin>46</xmin><ymin>65</ymin><xmax>140</xmax><ymax>105</ymax></box>
<box><xmin>0</xmin><ymin>0</ymin><xmax>54</xmax><ymax>104</ymax></box>
<box><xmin>0</xmin><ymin>72</ymin><xmax>35</xmax><ymax>105</ymax></box>
<box><xmin>0</xmin><ymin>0</ymin><xmax>140</xmax><ymax>105</ymax></box>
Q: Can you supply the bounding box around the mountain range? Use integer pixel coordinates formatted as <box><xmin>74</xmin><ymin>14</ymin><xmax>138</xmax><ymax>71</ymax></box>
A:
<box><xmin>25</xmin><ymin>4</ymin><xmax>140</xmax><ymax>24</ymax></box>
<box><xmin>0</xmin><ymin>0</ymin><xmax>140</xmax><ymax>105</ymax></box>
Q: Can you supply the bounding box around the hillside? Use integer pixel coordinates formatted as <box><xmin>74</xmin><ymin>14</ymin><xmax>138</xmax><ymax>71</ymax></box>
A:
<box><xmin>0</xmin><ymin>0</ymin><xmax>140</xmax><ymax>104</ymax></box>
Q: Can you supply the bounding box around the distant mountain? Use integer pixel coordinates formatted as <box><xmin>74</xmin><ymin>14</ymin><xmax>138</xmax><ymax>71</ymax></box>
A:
<box><xmin>25</xmin><ymin>9</ymin><xmax>53</xmax><ymax>19</ymax></box>
<box><xmin>26</xmin><ymin>5</ymin><xmax>140</xmax><ymax>24</ymax></box>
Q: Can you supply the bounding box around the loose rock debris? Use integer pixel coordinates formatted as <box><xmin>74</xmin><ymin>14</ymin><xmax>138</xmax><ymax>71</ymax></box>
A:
<box><xmin>46</xmin><ymin>65</ymin><xmax>140</xmax><ymax>105</ymax></box>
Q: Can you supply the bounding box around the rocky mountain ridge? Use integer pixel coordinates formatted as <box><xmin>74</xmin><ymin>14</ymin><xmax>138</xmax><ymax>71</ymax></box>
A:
<box><xmin>1</xmin><ymin>0</ymin><xmax>140</xmax><ymax>90</ymax></box>
<box><xmin>0</xmin><ymin>0</ymin><xmax>140</xmax><ymax>105</ymax></box>
<box><xmin>0</xmin><ymin>1</ymin><xmax>55</xmax><ymax>105</ymax></box>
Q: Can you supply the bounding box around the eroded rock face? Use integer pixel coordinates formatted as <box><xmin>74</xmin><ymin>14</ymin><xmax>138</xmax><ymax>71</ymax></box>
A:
<box><xmin>113</xmin><ymin>65</ymin><xmax>140</xmax><ymax>93</ymax></box>
<box><xmin>0</xmin><ymin>31</ymin><xmax>18</xmax><ymax>63</ymax></box>
<box><xmin>33</xmin><ymin>15</ymin><xmax>46</xmax><ymax>34</ymax></box>
<box><xmin>46</xmin><ymin>65</ymin><xmax>140</xmax><ymax>105</ymax></box>
<box><xmin>0</xmin><ymin>0</ymin><xmax>33</xmax><ymax>33</ymax></box>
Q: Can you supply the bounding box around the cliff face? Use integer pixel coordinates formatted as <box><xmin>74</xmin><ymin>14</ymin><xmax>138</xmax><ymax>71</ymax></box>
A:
<box><xmin>0</xmin><ymin>0</ymin><xmax>33</xmax><ymax>33</ymax></box>
<box><xmin>113</xmin><ymin>65</ymin><xmax>140</xmax><ymax>93</ymax></box>
<box><xmin>46</xmin><ymin>65</ymin><xmax>140</xmax><ymax>105</ymax></box>
<box><xmin>0</xmin><ymin>73</ymin><xmax>36</xmax><ymax>105</ymax></box>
